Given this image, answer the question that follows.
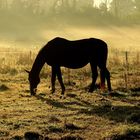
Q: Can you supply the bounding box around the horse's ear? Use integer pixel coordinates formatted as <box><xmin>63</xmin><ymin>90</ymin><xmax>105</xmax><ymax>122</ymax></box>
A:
<box><xmin>25</xmin><ymin>69</ymin><xmax>30</xmax><ymax>74</ymax></box>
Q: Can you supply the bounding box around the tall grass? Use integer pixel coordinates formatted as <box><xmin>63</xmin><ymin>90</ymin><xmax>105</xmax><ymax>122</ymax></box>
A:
<box><xmin>0</xmin><ymin>46</ymin><xmax>139</xmax><ymax>90</ymax></box>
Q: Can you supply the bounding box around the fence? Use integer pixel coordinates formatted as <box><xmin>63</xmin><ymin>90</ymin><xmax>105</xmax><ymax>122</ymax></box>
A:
<box><xmin>109</xmin><ymin>50</ymin><xmax>140</xmax><ymax>90</ymax></box>
<box><xmin>0</xmin><ymin>49</ymin><xmax>140</xmax><ymax>90</ymax></box>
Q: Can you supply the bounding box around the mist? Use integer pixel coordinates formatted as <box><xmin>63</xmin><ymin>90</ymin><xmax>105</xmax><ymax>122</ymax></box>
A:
<box><xmin>0</xmin><ymin>0</ymin><xmax>140</xmax><ymax>50</ymax></box>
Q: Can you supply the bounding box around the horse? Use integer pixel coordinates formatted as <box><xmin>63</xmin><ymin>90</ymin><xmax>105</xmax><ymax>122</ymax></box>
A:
<box><xmin>26</xmin><ymin>37</ymin><xmax>111</xmax><ymax>96</ymax></box>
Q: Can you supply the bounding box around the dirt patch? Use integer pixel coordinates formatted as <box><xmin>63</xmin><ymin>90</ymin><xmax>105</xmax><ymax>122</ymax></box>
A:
<box><xmin>130</xmin><ymin>87</ymin><xmax>140</xmax><ymax>92</ymax></box>
<box><xmin>0</xmin><ymin>84</ymin><xmax>10</xmax><ymax>91</ymax></box>
<box><xmin>24</xmin><ymin>132</ymin><xmax>43</xmax><ymax>140</ymax></box>
<box><xmin>48</xmin><ymin>125</ymin><xmax>64</xmax><ymax>133</ymax></box>
<box><xmin>106</xmin><ymin>129</ymin><xmax>140</xmax><ymax>140</ymax></box>
<box><xmin>48</xmin><ymin>116</ymin><xmax>61</xmax><ymax>123</ymax></box>
<box><xmin>10</xmin><ymin>131</ymin><xmax>83</xmax><ymax>140</ymax></box>
<box><xmin>126</xmin><ymin>113</ymin><xmax>140</xmax><ymax>124</ymax></box>
<box><xmin>64</xmin><ymin>123</ymin><xmax>82</xmax><ymax>130</ymax></box>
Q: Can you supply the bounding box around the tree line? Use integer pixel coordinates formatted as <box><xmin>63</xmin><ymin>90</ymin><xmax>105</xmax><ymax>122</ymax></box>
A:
<box><xmin>0</xmin><ymin>0</ymin><xmax>140</xmax><ymax>26</ymax></box>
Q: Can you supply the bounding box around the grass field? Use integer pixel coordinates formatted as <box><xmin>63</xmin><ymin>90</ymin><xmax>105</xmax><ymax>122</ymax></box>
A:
<box><xmin>0</xmin><ymin>26</ymin><xmax>140</xmax><ymax>139</ymax></box>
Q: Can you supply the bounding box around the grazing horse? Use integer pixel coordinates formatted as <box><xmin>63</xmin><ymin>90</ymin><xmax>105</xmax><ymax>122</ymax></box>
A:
<box><xmin>26</xmin><ymin>37</ymin><xmax>111</xmax><ymax>96</ymax></box>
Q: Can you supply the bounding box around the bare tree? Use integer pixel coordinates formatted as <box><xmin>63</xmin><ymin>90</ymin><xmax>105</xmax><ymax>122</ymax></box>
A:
<box><xmin>0</xmin><ymin>0</ymin><xmax>8</xmax><ymax>10</ymax></box>
<box><xmin>135</xmin><ymin>0</ymin><xmax>140</xmax><ymax>12</ymax></box>
<box><xmin>110</xmin><ymin>0</ymin><xmax>134</xmax><ymax>18</ymax></box>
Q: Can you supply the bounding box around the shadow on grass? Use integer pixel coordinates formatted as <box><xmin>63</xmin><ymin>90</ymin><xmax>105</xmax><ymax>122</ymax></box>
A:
<box><xmin>34</xmin><ymin>92</ymin><xmax>140</xmax><ymax>124</ymax></box>
<box><xmin>107</xmin><ymin>90</ymin><xmax>140</xmax><ymax>106</ymax></box>
<box><xmin>106</xmin><ymin>129</ymin><xmax>140</xmax><ymax>140</ymax></box>
<box><xmin>35</xmin><ymin>92</ymin><xmax>92</xmax><ymax>110</ymax></box>
<box><xmin>67</xmin><ymin>93</ymin><xmax>92</xmax><ymax>106</ymax></box>
<box><xmin>77</xmin><ymin>105</ymin><xmax>140</xmax><ymax>124</ymax></box>
<box><xmin>35</xmin><ymin>94</ymin><xmax>67</xmax><ymax>109</ymax></box>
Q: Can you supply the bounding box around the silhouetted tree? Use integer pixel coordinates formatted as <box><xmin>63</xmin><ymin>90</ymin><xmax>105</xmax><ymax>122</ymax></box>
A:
<box><xmin>135</xmin><ymin>0</ymin><xmax>140</xmax><ymax>12</ymax></box>
<box><xmin>110</xmin><ymin>0</ymin><xmax>135</xmax><ymax>18</ymax></box>
<box><xmin>99</xmin><ymin>2</ymin><xmax>108</xmax><ymax>15</ymax></box>
<box><xmin>26</xmin><ymin>0</ymin><xmax>42</xmax><ymax>14</ymax></box>
<box><xmin>11</xmin><ymin>0</ymin><xmax>23</xmax><ymax>12</ymax></box>
<box><xmin>0</xmin><ymin>0</ymin><xmax>8</xmax><ymax>10</ymax></box>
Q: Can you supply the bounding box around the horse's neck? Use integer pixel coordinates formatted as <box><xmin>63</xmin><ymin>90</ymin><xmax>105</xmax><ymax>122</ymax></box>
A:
<box><xmin>30</xmin><ymin>49</ymin><xmax>45</xmax><ymax>76</ymax></box>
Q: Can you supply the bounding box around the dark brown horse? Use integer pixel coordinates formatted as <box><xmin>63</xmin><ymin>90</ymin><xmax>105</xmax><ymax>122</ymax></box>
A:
<box><xmin>26</xmin><ymin>37</ymin><xmax>111</xmax><ymax>96</ymax></box>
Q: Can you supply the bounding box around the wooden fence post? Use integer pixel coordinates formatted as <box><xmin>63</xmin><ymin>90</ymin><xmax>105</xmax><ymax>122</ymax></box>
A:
<box><xmin>136</xmin><ymin>52</ymin><xmax>139</xmax><ymax>64</ymax></box>
<box><xmin>124</xmin><ymin>51</ymin><xmax>129</xmax><ymax>90</ymax></box>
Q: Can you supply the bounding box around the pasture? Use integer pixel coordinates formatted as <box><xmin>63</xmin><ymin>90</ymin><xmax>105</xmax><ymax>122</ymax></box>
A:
<box><xmin>0</xmin><ymin>26</ymin><xmax>140</xmax><ymax>139</ymax></box>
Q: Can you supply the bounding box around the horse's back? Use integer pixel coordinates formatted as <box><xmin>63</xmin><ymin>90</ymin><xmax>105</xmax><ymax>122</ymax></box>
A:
<box><xmin>43</xmin><ymin>37</ymin><xmax>108</xmax><ymax>68</ymax></box>
<box><xmin>46</xmin><ymin>37</ymin><xmax>107</xmax><ymax>52</ymax></box>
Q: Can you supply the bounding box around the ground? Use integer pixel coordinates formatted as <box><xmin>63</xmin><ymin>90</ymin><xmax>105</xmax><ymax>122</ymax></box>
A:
<box><xmin>0</xmin><ymin>69</ymin><xmax>140</xmax><ymax>139</ymax></box>
<box><xmin>0</xmin><ymin>26</ymin><xmax>140</xmax><ymax>139</ymax></box>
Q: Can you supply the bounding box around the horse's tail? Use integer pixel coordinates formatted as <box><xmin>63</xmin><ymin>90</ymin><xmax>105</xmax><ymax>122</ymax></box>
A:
<box><xmin>98</xmin><ymin>41</ymin><xmax>108</xmax><ymax>68</ymax></box>
<box><xmin>98</xmin><ymin>41</ymin><xmax>111</xmax><ymax>90</ymax></box>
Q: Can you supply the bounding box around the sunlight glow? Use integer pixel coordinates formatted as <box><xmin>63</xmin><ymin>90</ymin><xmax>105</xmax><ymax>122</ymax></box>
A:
<box><xmin>94</xmin><ymin>0</ymin><xmax>112</xmax><ymax>7</ymax></box>
<box><xmin>94</xmin><ymin>0</ymin><xmax>102</xmax><ymax>6</ymax></box>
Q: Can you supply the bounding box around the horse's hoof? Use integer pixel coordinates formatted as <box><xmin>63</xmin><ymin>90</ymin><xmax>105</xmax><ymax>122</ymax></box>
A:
<box><xmin>88</xmin><ymin>88</ymin><xmax>94</xmax><ymax>93</ymax></box>
<box><xmin>60</xmin><ymin>95</ymin><xmax>65</xmax><ymax>99</ymax></box>
<box><xmin>50</xmin><ymin>89</ymin><xmax>55</xmax><ymax>94</ymax></box>
<box><xmin>31</xmin><ymin>93</ymin><xmax>36</xmax><ymax>96</ymax></box>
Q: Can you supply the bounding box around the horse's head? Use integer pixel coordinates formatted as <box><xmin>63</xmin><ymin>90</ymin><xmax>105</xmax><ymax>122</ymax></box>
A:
<box><xmin>25</xmin><ymin>70</ymin><xmax>40</xmax><ymax>95</ymax></box>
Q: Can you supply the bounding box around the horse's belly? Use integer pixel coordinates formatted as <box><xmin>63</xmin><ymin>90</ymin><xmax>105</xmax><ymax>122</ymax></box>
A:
<box><xmin>62</xmin><ymin>61</ymin><xmax>88</xmax><ymax>69</ymax></box>
<box><xmin>47</xmin><ymin>56</ymin><xmax>89</xmax><ymax>69</ymax></box>
<box><xmin>46</xmin><ymin>48</ymin><xmax>90</xmax><ymax>68</ymax></box>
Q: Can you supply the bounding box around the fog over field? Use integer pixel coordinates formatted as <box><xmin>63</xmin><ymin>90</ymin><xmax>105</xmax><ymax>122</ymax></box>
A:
<box><xmin>0</xmin><ymin>0</ymin><xmax>140</xmax><ymax>51</ymax></box>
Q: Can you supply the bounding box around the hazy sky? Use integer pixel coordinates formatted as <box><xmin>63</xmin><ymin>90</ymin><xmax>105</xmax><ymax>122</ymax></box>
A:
<box><xmin>94</xmin><ymin>0</ymin><xmax>112</xmax><ymax>7</ymax></box>
<box><xmin>7</xmin><ymin>0</ymin><xmax>112</xmax><ymax>8</ymax></box>
<box><xmin>94</xmin><ymin>0</ymin><xmax>102</xmax><ymax>6</ymax></box>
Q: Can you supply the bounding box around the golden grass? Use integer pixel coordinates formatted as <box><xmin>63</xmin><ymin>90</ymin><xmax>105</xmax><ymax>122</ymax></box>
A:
<box><xmin>0</xmin><ymin>27</ymin><xmax>140</xmax><ymax>139</ymax></box>
<box><xmin>0</xmin><ymin>82</ymin><xmax>140</xmax><ymax>139</ymax></box>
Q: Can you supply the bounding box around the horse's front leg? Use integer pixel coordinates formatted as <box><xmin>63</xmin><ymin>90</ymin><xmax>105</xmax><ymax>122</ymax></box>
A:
<box><xmin>51</xmin><ymin>66</ymin><xmax>56</xmax><ymax>94</ymax></box>
<box><xmin>56</xmin><ymin>66</ymin><xmax>65</xmax><ymax>95</ymax></box>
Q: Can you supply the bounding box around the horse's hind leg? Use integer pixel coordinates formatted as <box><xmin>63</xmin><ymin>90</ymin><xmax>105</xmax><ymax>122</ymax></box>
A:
<box><xmin>56</xmin><ymin>66</ymin><xmax>65</xmax><ymax>95</ymax></box>
<box><xmin>89</xmin><ymin>64</ymin><xmax>98</xmax><ymax>92</ymax></box>
<box><xmin>105</xmin><ymin>68</ymin><xmax>112</xmax><ymax>91</ymax></box>
<box><xmin>100</xmin><ymin>68</ymin><xmax>106</xmax><ymax>90</ymax></box>
<box><xmin>100</xmin><ymin>67</ymin><xmax>111</xmax><ymax>91</ymax></box>
<box><xmin>51</xmin><ymin>66</ymin><xmax>57</xmax><ymax>94</ymax></box>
